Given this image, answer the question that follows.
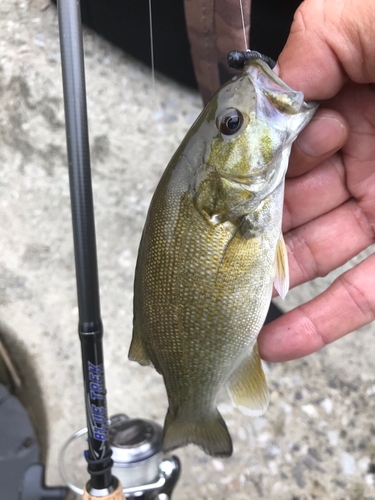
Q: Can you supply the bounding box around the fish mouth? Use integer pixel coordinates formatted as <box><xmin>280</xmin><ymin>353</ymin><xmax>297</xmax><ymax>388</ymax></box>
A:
<box><xmin>245</xmin><ymin>58</ymin><xmax>319</xmax><ymax>113</ymax></box>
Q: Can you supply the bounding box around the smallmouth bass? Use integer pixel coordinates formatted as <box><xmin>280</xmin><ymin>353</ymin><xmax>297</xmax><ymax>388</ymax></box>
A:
<box><xmin>129</xmin><ymin>58</ymin><xmax>318</xmax><ymax>457</ymax></box>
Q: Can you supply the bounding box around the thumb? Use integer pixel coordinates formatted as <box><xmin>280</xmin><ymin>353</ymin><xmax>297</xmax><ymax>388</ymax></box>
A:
<box><xmin>276</xmin><ymin>0</ymin><xmax>372</xmax><ymax>101</ymax></box>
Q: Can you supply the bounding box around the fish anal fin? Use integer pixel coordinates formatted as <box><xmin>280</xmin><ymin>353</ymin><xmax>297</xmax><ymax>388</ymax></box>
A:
<box><xmin>228</xmin><ymin>343</ymin><xmax>269</xmax><ymax>417</ymax></box>
<box><xmin>128</xmin><ymin>323</ymin><xmax>153</xmax><ymax>367</ymax></box>
<box><xmin>273</xmin><ymin>232</ymin><xmax>289</xmax><ymax>300</ymax></box>
<box><xmin>163</xmin><ymin>408</ymin><xmax>233</xmax><ymax>457</ymax></box>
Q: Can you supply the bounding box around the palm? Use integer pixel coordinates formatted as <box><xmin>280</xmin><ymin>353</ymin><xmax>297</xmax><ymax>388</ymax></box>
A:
<box><xmin>258</xmin><ymin>82</ymin><xmax>375</xmax><ymax>361</ymax></box>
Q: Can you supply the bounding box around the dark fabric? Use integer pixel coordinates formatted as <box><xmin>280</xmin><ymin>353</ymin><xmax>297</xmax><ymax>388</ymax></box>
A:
<box><xmin>183</xmin><ymin>0</ymin><xmax>251</xmax><ymax>103</ymax></box>
<box><xmin>53</xmin><ymin>0</ymin><xmax>302</xmax><ymax>92</ymax></box>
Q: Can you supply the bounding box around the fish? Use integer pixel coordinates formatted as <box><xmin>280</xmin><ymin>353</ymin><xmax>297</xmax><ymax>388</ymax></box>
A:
<box><xmin>129</xmin><ymin>57</ymin><xmax>318</xmax><ymax>457</ymax></box>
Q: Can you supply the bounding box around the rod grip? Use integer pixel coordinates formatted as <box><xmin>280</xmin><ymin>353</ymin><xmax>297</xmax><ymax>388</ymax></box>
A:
<box><xmin>83</xmin><ymin>480</ymin><xmax>125</xmax><ymax>500</ymax></box>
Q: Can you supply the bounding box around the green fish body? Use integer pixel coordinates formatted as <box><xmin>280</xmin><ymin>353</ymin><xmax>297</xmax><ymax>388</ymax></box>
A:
<box><xmin>129</xmin><ymin>58</ymin><xmax>318</xmax><ymax>457</ymax></box>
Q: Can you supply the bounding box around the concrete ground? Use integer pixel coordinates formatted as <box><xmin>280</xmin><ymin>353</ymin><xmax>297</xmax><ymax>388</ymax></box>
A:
<box><xmin>0</xmin><ymin>1</ymin><xmax>374</xmax><ymax>499</ymax></box>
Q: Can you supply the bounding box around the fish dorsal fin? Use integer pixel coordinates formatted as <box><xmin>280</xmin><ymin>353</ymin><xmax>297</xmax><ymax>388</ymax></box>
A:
<box><xmin>273</xmin><ymin>232</ymin><xmax>289</xmax><ymax>300</ymax></box>
<box><xmin>128</xmin><ymin>321</ymin><xmax>154</xmax><ymax>368</ymax></box>
<box><xmin>227</xmin><ymin>343</ymin><xmax>269</xmax><ymax>416</ymax></box>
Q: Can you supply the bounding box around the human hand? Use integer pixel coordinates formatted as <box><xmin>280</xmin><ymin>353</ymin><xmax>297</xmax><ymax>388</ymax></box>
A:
<box><xmin>258</xmin><ymin>0</ymin><xmax>375</xmax><ymax>362</ymax></box>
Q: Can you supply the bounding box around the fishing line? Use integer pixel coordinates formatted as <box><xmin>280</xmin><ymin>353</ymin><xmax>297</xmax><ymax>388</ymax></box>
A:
<box><xmin>149</xmin><ymin>0</ymin><xmax>155</xmax><ymax>100</ymax></box>
<box><xmin>239</xmin><ymin>0</ymin><xmax>249</xmax><ymax>52</ymax></box>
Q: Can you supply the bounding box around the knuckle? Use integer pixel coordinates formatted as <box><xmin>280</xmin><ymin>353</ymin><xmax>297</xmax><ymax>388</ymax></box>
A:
<box><xmin>337</xmin><ymin>272</ymin><xmax>375</xmax><ymax>323</ymax></box>
<box><xmin>286</xmin><ymin>228</ymin><xmax>321</xmax><ymax>283</ymax></box>
<box><xmin>302</xmin><ymin>308</ymin><xmax>330</xmax><ymax>348</ymax></box>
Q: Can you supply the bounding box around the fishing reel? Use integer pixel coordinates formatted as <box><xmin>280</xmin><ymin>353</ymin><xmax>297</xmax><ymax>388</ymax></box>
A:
<box><xmin>60</xmin><ymin>414</ymin><xmax>180</xmax><ymax>499</ymax></box>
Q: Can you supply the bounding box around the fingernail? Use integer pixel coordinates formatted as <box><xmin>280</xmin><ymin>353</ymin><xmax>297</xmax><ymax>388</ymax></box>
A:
<box><xmin>297</xmin><ymin>116</ymin><xmax>346</xmax><ymax>157</ymax></box>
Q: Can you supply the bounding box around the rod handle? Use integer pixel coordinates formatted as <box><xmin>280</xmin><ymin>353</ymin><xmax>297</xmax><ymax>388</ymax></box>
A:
<box><xmin>83</xmin><ymin>481</ymin><xmax>125</xmax><ymax>500</ymax></box>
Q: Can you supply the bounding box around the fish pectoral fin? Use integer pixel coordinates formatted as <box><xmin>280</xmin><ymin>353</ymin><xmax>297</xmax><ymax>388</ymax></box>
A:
<box><xmin>227</xmin><ymin>343</ymin><xmax>269</xmax><ymax>416</ymax></box>
<box><xmin>163</xmin><ymin>408</ymin><xmax>233</xmax><ymax>457</ymax></box>
<box><xmin>128</xmin><ymin>324</ymin><xmax>153</xmax><ymax>367</ymax></box>
<box><xmin>216</xmin><ymin>223</ymin><xmax>259</xmax><ymax>283</ymax></box>
<box><xmin>273</xmin><ymin>232</ymin><xmax>289</xmax><ymax>300</ymax></box>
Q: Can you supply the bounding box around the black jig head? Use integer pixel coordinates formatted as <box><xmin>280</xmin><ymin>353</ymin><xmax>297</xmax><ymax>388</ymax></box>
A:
<box><xmin>227</xmin><ymin>50</ymin><xmax>276</xmax><ymax>70</ymax></box>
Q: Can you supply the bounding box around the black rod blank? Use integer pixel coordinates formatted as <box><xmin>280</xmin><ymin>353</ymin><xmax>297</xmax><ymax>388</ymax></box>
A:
<box><xmin>57</xmin><ymin>0</ymin><xmax>112</xmax><ymax>489</ymax></box>
<box><xmin>57</xmin><ymin>1</ymin><xmax>100</xmax><ymax>326</ymax></box>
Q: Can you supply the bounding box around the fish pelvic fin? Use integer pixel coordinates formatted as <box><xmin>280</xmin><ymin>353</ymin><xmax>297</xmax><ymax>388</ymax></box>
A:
<box><xmin>128</xmin><ymin>322</ymin><xmax>153</xmax><ymax>367</ymax></box>
<box><xmin>163</xmin><ymin>408</ymin><xmax>233</xmax><ymax>458</ymax></box>
<box><xmin>227</xmin><ymin>343</ymin><xmax>269</xmax><ymax>417</ymax></box>
<box><xmin>273</xmin><ymin>232</ymin><xmax>289</xmax><ymax>300</ymax></box>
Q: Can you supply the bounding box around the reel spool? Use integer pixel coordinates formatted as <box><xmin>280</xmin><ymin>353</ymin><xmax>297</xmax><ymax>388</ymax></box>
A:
<box><xmin>60</xmin><ymin>415</ymin><xmax>180</xmax><ymax>499</ymax></box>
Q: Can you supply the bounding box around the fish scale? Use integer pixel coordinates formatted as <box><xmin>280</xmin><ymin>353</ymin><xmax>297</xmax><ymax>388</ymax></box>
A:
<box><xmin>130</xmin><ymin>57</ymin><xmax>318</xmax><ymax>457</ymax></box>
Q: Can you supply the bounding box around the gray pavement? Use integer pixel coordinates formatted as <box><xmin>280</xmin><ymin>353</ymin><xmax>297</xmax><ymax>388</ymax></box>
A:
<box><xmin>0</xmin><ymin>1</ymin><xmax>374</xmax><ymax>499</ymax></box>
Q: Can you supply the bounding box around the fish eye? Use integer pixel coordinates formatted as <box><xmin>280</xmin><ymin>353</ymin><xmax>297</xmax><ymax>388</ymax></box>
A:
<box><xmin>217</xmin><ymin>108</ymin><xmax>244</xmax><ymax>136</ymax></box>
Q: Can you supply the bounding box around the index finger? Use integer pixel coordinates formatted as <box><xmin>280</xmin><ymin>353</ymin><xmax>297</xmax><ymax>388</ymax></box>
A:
<box><xmin>287</xmin><ymin>109</ymin><xmax>348</xmax><ymax>178</ymax></box>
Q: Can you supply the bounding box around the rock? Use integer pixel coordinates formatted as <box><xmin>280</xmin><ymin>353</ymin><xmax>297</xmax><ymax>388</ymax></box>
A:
<box><xmin>320</xmin><ymin>397</ymin><xmax>333</xmax><ymax>414</ymax></box>
<box><xmin>292</xmin><ymin>465</ymin><xmax>306</xmax><ymax>489</ymax></box>
<box><xmin>301</xmin><ymin>404</ymin><xmax>319</xmax><ymax>418</ymax></box>
<box><xmin>212</xmin><ymin>460</ymin><xmax>224</xmax><ymax>472</ymax></box>
<box><xmin>342</xmin><ymin>452</ymin><xmax>356</xmax><ymax>476</ymax></box>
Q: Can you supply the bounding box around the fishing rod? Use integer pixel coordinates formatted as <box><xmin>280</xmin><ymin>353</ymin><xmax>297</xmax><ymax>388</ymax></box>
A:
<box><xmin>57</xmin><ymin>0</ymin><xmax>179</xmax><ymax>498</ymax></box>
<box><xmin>57</xmin><ymin>0</ymin><xmax>119</xmax><ymax>497</ymax></box>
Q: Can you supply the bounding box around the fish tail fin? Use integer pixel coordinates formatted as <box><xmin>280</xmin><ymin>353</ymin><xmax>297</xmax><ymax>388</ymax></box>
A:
<box><xmin>163</xmin><ymin>408</ymin><xmax>233</xmax><ymax>457</ymax></box>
